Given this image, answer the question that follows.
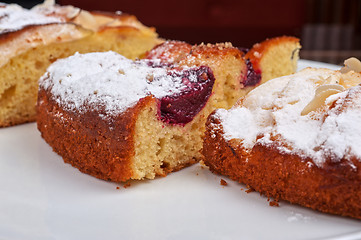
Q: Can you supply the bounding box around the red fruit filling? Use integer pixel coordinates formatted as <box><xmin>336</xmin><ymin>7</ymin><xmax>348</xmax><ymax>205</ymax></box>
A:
<box><xmin>244</xmin><ymin>58</ymin><xmax>261</xmax><ymax>87</ymax></box>
<box><xmin>159</xmin><ymin>66</ymin><xmax>215</xmax><ymax>125</ymax></box>
<box><xmin>238</xmin><ymin>48</ymin><xmax>262</xmax><ymax>87</ymax></box>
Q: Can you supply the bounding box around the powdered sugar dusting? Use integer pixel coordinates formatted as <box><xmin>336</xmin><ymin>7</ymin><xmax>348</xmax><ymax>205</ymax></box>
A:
<box><xmin>39</xmin><ymin>51</ymin><xmax>199</xmax><ymax>116</ymax></box>
<box><xmin>0</xmin><ymin>3</ymin><xmax>63</xmax><ymax>34</ymax></box>
<box><xmin>315</xmin><ymin>87</ymin><xmax>361</xmax><ymax>163</ymax></box>
<box><xmin>217</xmin><ymin>108</ymin><xmax>265</xmax><ymax>149</ymax></box>
<box><xmin>218</xmin><ymin>68</ymin><xmax>361</xmax><ymax>167</ymax></box>
<box><xmin>147</xmin><ymin>41</ymin><xmax>183</xmax><ymax>63</ymax></box>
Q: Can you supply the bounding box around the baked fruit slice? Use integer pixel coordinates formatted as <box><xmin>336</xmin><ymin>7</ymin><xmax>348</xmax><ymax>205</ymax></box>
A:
<box><xmin>145</xmin><ymin>37</ymin><xmax>300</xmax><ymax>109</ymax></box>
<box><xmin>0</xmin><ymin>2</ymin><xmax>160</xmax><ymax>127</ymax></box>
<box><xmin>244</xmin><ymin>36</ymin><xmax>300</xmax><ymax>86</ymax></box>
<box><xmin>37</xmin><ymin>42</ymin><xmax>248</xmax><ymax>182</ymax></box>
<box><xmin>37</xmin><ymin>36</ymin><xmax>300</xmax><ymax>182</ymax></box>
<box><xmin>202</xmin><ymin>59</ymin><xmax>361</xmax><ymax>219</ymax></box>
<box><xmin>37</xmin><ymin>51</ymin><xmax>216</xmax><ymax>181</ymax></box>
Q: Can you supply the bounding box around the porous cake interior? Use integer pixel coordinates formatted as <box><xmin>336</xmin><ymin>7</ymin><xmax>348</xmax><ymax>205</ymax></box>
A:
<box><xmin>209</xmin><ymin>55</ymin><xmax>247</xmax><ymax>109</ymax></box>
<box><xmin>132</xmin><ymin>99</ymin><xmax>213</xmax><ymax>180</ymax></box>
<box><xmin>129</xmin><ymin>48</ymin><xmax>250</xmax><ymax>179</ymax></box>
<box><xmin>130</xmin><ymin>47</ymin><xmax>252</xmax><ymax>179</ymax></box>
<box><xmin>258</xmin><ymin>41</ymin><xmax>299</xmax><ymax>84</ymax></box>
<box><xmin>0</xmin><ymin>29</ymin><xmax>158</xmax><ymax>127</ymax></box>
<box><xmin>180</xmin><ymin>48</ymin><xmax>247</xmax><ymax>110</ymax></box>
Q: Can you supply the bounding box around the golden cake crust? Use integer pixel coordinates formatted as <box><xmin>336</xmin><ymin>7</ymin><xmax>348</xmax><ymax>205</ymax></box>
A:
<box><xmin>0</xmin><ymin>3</ymin><xmax>161</xmax><ymax>127</ymax></box>
<box><xmin>245</xmin><ymin>36</ymin><xmax>300</xmax><ymax>84</ymax></box>
<box><xmin>36</xmin><ymin>43</ymin><xmax>245</xmax><ymax>182</ymax></box>
<box><xmin>0</xmin><ymin>8</ymin><xmax>159</xmax><ymax>68</ymax></box>
<box><xmin>37</xmin><ymin>87</ymin><xmax>155</xmax><ymax>182</ymax></box>
<box><xmin>245</xmin><ymin>36</ymin><xmax>300</xmax><ymax>67</ymax></box>
<box><xmin>203</xmin><ymin>112</ymin><xmax>361</xmax><ymax>219</ymax></box>
<box><xmin>0</xmin><ymin>23</ymin><xmax>91</xmax><ymax>68</ymax></box>
<box><xmin>202</xmin><ymin>67</ymin><xmax>361</xmax><ymax>220</ymax></box>
<box><xmin>147</xmin><ymin>41</ymin><xmax>244</xmax><ymax>65</ymax></box>
<box><xmin>36</xmin><ymin>36</ymin><xmax>300</xmax><ymax>182</ymax></box>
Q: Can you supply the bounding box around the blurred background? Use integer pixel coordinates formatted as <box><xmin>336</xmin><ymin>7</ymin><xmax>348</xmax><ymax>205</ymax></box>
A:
<box><xmin>3</xmin><ymin>0</ymin><xmax>361</xmax><ymax>65</ymax></box>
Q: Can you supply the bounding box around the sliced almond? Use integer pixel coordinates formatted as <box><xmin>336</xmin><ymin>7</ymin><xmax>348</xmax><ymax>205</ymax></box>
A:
<box><xmin>62</xmin><ymin>6</ymin><xmax>81</xmax><ymax>20</ymax></box>
<box><xmin>301</xmin><ymin>84</ymin><xmax>344</xmax><ymax>116</ymax></box>
<box><xmin>341</xmin><ymin>57</ymin><xmax>361</xmax><ymax>73</ymax></box>
<box><xmin>73</xmin><ymin>11</ymin><xmax>123</xmax><ymax>31</ymax></box>
<box><xmin>315</xmin><ymin>84</ymin><xmax>345</xmax><ymax>95</ymax></box>
<box><xmin>32</xmin><ymin>1</ymin><xmax>81</xmax><ymax>21</ymax></box>
<box><xmin>73</xmin><ymin>10</ymin><xmax>98</xmax><ymax>31</ymax></box>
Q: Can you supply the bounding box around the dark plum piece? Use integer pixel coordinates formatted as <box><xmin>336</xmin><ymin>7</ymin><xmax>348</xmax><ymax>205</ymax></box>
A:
<box><xmin>159</xmin><ymin>66</ymin><xmax>215</xmax><ymax>125</ymax></box>
<box><xmin>243</xmin><ymin>58</ymin><xmax>261</xmax><ymax>87</ymax></box>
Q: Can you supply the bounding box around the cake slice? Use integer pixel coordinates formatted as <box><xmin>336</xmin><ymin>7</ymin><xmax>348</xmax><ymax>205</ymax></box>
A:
<box><xmin>202</xmin><ymin>59</ymin><xmax>361</xmax><ymax>219</ymax></box>
<box><xmin>37</xmin><ymin>42</ymin><xmax>247</xmax><ymax>181</ymax></box>
<box><xmin>244</xmin><ymin>36</ymin><xmax>300</xmax><ymax>85</ymax></box>
<box><xmin>37</xmin><ymin>36</ymin><xmax>300</xmax><ymax>182</ymax></box>
<box><xmin>0</xmin><ymin>2</ymin><xmax>160</xmax><ymax>127</ymax></box>
<box><xmin>37</xmin><ymin>51</ymin><xmax>217</xmax><ymax>181</ymax></box>
<box><xmin>145</xmin><ymin>37</ymin><xmax>300</xmax><ymax>109</ymax></box>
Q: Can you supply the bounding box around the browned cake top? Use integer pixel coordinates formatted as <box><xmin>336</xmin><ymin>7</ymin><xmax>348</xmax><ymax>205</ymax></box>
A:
<box><xmin>39</xmin><ymin>51</ymin><xmax>215</xmax><ymax>124</ymax></box>
<box><xmin>213</xmin><ymin>67</ymin><xmax>361</xmax><ymax>168</ymax></box>
<box><xmin>0</xmin><ymin>3</ymin><xmax>63</xmax><ymax>35</ymax></box>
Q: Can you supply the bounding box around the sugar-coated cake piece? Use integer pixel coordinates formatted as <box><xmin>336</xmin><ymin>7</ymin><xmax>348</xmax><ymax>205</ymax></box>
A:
<box><xmin>244</xmin><ymin>36</ymin><xmax>300</xmax><ymax>85</ymax></box>
<box><xmin>37</xmin><ymin>36</ymin><xmax>300</xmax><ymax>182</ymax></box>
<box><xmin>0</xmin><ymin>1</ymin><xmax>160</xmax><ymax>127</ymax></box>
<box><xmin>37</xmin><ymin>39</ymin><xmax>249</xmax><ymax>181</ymax></box>
<box><xmin>37</xmin><ymin>40</ymin><xmax>245</xmax><ymax>182</ymax></box>
<box><xmin>146</xmin><ymin>41</ymin><xmax>247</xmax><ymax>109</ymax></box>
<box><xmin>145</xmin><ymin>37</ymin><xmax>300</xmax><ymax>109</ymax></box>
<box><xmin>37</xmin><ymin>51</ymin><xmax>216</xmax><ymax>181</ymax></box>
<box><xmin>202</xmin><ymin>59</ymin><xmax>361</xmax><ymax>219</ymax></box>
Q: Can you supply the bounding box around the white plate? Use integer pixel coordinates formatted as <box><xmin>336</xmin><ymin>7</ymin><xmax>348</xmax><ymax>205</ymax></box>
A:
<box><xmin>1</xmin><ymin>60</ymin><xmax>360</xmax><ymax>240</ymax></box>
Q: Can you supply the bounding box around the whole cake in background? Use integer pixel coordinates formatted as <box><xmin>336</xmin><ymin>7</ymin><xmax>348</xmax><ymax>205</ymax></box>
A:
<box><xmin>0</xmin><ymin>0</ymin><xmax>161</xmax><ymax>127</ymax></box>
<box><xmin>37</xmin><ymin>36</ymin><xmax>300</xmax><ymax>182</ymax></box>
<box><xmin>202</xmin><ymin>57</ymin><xmax>361</xmax><ymax>219</ymax></box>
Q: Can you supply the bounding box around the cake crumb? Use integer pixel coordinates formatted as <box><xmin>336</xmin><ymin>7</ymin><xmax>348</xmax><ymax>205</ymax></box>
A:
<box><xmin>220</xmin><ymin>179</ymin><xmax>228</xmax><ymax>186</ymax></box>
<box><xmin>245</xmin><ymin>186</ymin><xmax>254</xmax><ymax>193</ymax></box>
<box><xmin>269</xmin><ymin>200</ymin><xmax>279</xmax><ymax>207</ymax></box>
<box><xmin>123</xmin><ymin>182</ymin><xmax>131</xmax><ymax>188</ymax></box>
<box><xmin>199</xmin><ymin>161</ymin><xmax>206</xmax><ymax>167</ymax></box>
<box><xmin>116</xmin><ymin>186</ymin><xmax>120</xmax><ymax>189</ymax></box>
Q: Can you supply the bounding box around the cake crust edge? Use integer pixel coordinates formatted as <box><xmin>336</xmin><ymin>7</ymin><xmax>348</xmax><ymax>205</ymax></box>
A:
<box><xmin>202</xmin><ymin>112</ymin><xmax>361</xmax><ymax>220</ymax></box>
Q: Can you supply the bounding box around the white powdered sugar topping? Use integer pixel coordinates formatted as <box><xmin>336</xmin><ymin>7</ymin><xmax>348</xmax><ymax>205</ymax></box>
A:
<box><xmin>218</xmin><ymin>68</ymin><xmax>361</xmax><ymax>166</ymax></box>
<box><xmin>39</xmin><ymin>51</ymin><xmax>198</xmax><ymax>116</ymax></box>
<box><xmin>146</xmin><ymin>41</ymin><xmax>186</xmax><ymax>63</ymax></box>
<box><xmin>0</xmin><ymin>3</ymin><xmax>63</xmax><ymax>34</ymax></box>
<box><xmin>216</xmin><ymin>108</ymin><xmax>264</xmax><ymax>149</ymax></box>
<box><xmin>314</xmin><ymin>89</ymin><xmax>361</xmax><ymax>163</ymax></box>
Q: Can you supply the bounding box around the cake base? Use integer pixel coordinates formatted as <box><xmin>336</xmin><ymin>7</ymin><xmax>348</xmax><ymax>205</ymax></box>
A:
<box><xmin>203</xmin><ymin>113</ymin><xmax>361</xmax><ymax>220</ymax></box>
